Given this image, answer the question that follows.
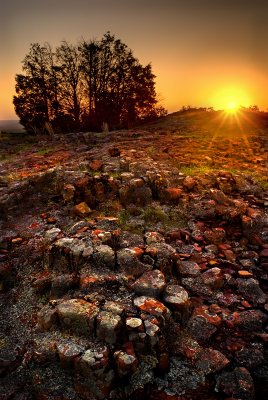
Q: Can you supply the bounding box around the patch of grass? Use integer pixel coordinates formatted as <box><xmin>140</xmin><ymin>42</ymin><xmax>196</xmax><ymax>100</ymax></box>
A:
<box><xmin>167</xmin><ymin>208</ymin><xmax>188</xmax><ymax>229</ymax></box>
<box><xmin>143</xmin><ymin>205</ymin><xmax>188</xmax><ymax>229</ymax></box>
<box><xmin>254</xmin><ymin>176</ymin><xmax>268</xmax><ymax>191</ymax></box>
<box><xmin>0</xmin><ymin>338</ymin><xmax>7</xmax><ymax>349</ymax></box>
<box><xmin>225</xmin><ymin>168</ymin><xmax>268</xmax><ymax>190</ymax></box>
<box><xmin>118</xmin><ymin>209</ymin><xmax>131</xmax><ymax>227</ymax></box>
<box><xmin>117</xmin><ymin>209</ymin><xmax>144</xmax><ymax>234</ymax></box>
<box><xmin>147</xmin><ymin>146</ymin><xmax>157</xmax><ymax>156</ymax></box>
<box><xmin>179</xmin><ymin>163</ymin><xmax>215</xmax><ymax>176</ymax></box>
<box><xmin>12</xmin><ymin>143</ymin><xmax>34</xmax><ymax>154</ymax></box>
<box><xmin>143</xmin><ymin>206</ymin><xmax>169</xmax><ymax>225</ymax></box>
<box><xmin>36</xmin><ymin>147</ymin><xmax>54</xmax><ymax>155</ymax></box>
<box><xmin>108</xmin><ymin>171</ymin><xmax>122</xmax><ymax>179</ymax></box>
<box><xmin>0</xmin><ymin>154</ymin><xmax>13</xmax><ymax>163</ymax></box>
<box><xmin>98</xmin><ymin>200</ymin><xmax>122</xmax><ymax>216</ymax></box>
<box><xmin>86</xmin><ymin>169</ymin><xmax>102</xmax><ymax>176</ymax></box>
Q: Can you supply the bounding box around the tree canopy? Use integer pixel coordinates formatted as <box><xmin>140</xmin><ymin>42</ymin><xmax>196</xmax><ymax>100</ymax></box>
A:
<box><xmin>14</xmin><ymin>33</ymin><xmax>166</xmax><ymax>133</ymax></box>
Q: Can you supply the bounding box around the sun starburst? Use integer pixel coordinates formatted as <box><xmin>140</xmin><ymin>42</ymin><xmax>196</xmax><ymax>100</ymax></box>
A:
<box><xmin>225</xmin><ymin>101</ymin><xmax>239</xmax><ymax>114</ymax></box>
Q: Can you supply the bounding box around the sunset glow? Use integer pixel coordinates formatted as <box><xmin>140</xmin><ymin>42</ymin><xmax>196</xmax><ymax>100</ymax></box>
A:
<box><xmin>211</xmin><ymin>86</ymin><xmax>251</xmax><ymax>113</ymax></box>
<box><xmin>225</xmin><ymin>101</ymin><xmax>239</xmax><ymax>114</ymax></box>
<box><xmin>1</xmin><ymin>1</ymin><xmax>268</xmax><ymax>120</ymax></box>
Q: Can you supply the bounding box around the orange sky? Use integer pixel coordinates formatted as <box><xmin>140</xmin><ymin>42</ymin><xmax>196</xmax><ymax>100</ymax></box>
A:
<box><xmin>1</xmin><ymin>0</ymin><xmax>268</xmax><ymax>120</ymax></box>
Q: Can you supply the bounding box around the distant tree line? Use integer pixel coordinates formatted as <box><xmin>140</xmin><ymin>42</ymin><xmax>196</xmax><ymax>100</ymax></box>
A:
<box><xmin>14</xmin><ymin>32</ymin><xmax>167</xmax><ymax>134</ymax></box>
<box><xmin>179</xmin><ymin>105</ymin><xmax>214</xmax><ymax>113</ymax></box>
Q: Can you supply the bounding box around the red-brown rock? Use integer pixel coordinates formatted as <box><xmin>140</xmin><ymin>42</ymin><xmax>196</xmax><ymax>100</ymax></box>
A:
<box><xmin>57</xmin><ymin>341</ymin><xmax>85</xmax><ymax>369</ymax></box>
<box><xmin>37</xmin><ymin>304</ymin><xmax>58</xmax><ymax>331</ymax></box>
<box><xmin>176</xmin><ymin>260</ymin><xmax>201</xmax><ymax>277</ymax></box>
<box><xmin>134</xmin><ymin>296</ymin><xmax>170</xmax><ymax>320</ymax></box>
<box><xmin>89</xmin><ymin>159</ymin><xmax>103</xmax><ymax>171</ymax></box>
<box><xmin>201</xmin><ymin>267</ymin><xmax>224</xmax><ymax>289</ymax></box>
<box><xmin>57</xmin><ymin>299</ymin><xmax>99</xmax><ymax>335</ymax></box>
<box><xmin>73</xmin><ymin>202</ymin><xmax>92</xmax><ymax>218</ymax></box>
<box><xmin>132</xmin><ymin>269</ymin><xmax>166</xmax><ymax>298</ymax></box>
<box><xmin>196</xmin><ymin>348</ymin><xmax>229</xmax><ymax>374</ymax></box>
<box><xmin>96</xmin><ymin>311</ymin><xmax>122</xmax><ymax>344</ymax></box>
<box><xmin>163</xmin><ymin>284</ymin><xmax>190</xmax><ymax>312</ymax></box>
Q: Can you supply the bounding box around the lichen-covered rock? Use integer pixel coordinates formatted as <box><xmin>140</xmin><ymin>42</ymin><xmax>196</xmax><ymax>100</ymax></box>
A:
<box><xmin>176</xmin><ymin>260</ymin><xmax>201</xmax><ymax>277</ymax></box>
<box><xmin>201</xmin><ymin>267</ymin><xmax>224</xmax><ymax>289</ymax></box>
<box><xmin>95</xmin><ymin>216</ymin><xmax>119</xmax><ymax>231</ymax></box>
<box><xmin>79</xmin><ymin>273</ymin><xmax>102</xmax><ymax>290</ymax></box>
<box><xmin>62</xmin><ymin>183</ymin><xmax>75</xmax><ymax>203</ymax></box>
<box><xmin>154</xmin><ymin>243</ymin><xmax>176</xmax><ymax>276</ymax></box>
<box><xmin>73</xmin><ymin>201</ymin><xmax>92</xmax><ymax>217</ymax></box>
<box><xmin>144</xmin><ymin>231</ymin><xmax>165</xmax><ymax>245</ymax></box>
<box><xmin>209</xmin><ymin>189</ymin><xmax>234</xmax><ymax>206</ymax></box>
<box><xmin>53</xmin><ymin>238</ymin><xmax>86</xmax><ymax>256</ymax></box>
<box><xmin>132</xmin><ymin>269</ymin><xmax>166</xmax><ymax>298</ymax></box>
<box><xmin>216</xmin><ymin>367</ymin><xmax>255</xmax><ymax>400</ymax></box>
<box><xmin>57</xmin><ymin>341</ymin><xmax>85</xmax><ymax>369</ymax></box>
<box><xmin>192</xmin><ymin>305</ymin><xmax>222</xmax><ymax>327</ymax></box>
<box><xmin>114</xmin><ymin>343</ymin><xmax>138</xmax><ymax>378</ymax></box>
<box><xmin>174</xmin><ymin>332</ymin><xmax>202</xmax><ymax>360</ymax></box>
<box><xmin>92</xmin><ymin>245</ymin><xmax>116</xmax><ymax>269</ymax></box>
<box><xmin>126</xmin><ymin>317</ymin><xmax>143</xmax><ymax>331</ymax></box>
<box><xmin>119</xmin><ymin>179</ymin><xmax>152</xmax><ymax>206</ymax></box>
<box><xmin>44</xmin><ymin>227</ymin><xmax>61</xmax><ymax>242</ymax></box>
<box><xmin>181</xmin><ymin>277</ymin><xmax>214</xmax><ymax>298</ymax></box>
<box><xmin>117</xmin><ymin>247</ymin><xmax>151</xmax><ymax>277</ymax></box>
<box><xmin>76</xmin><ymin>346</ymin><xmax>110</xmax><ymax>376</ymax></box>
<box><xmin>75</xmin><ymin>346</ymin><xmax>114</xmax><ymax>399</ymax></box>
<box><xmin>33</xmin><ymin>339</ymin><xmax>58</xmax><ymax>364</ymax></box>
<box><xmin>196</xmin><ymin>348</ymin><xmax>229</xmax><ymax>374</ymax></box>
<box><xmin>96</xmin><ymin>311</ymin><xmax>122</xmax><ymax>344</ymax></box>
<box><xmin>160</xmin><ymin>187</ymin><xmax>183</xmax><ymax>203</ymax></box>
<box><xmin>89</xmin><ymin>159</ymin><xmax>103</xmax><ymax>171</ymax></box>
<box><xmin>225</xmin><ymin>310</ymin><xmax>267</xmax><ymax>332</ymax></box>
<box><xmin>50</xmin><ymin>273</ymin><xmax>78</xmax><ymax>298</ymax></box>
<box><xmin>102</xmin><ymin>300</ymin><xmax>125</xmax><ymax>315</ymax></box>
<box><xmin>73</xmin><ymin>176</ymin><xmax>90</xmax><ymax>190</ymax></box>
<box><xmin>144</xmin><ymin>319</ymin><xmax>160</xmax><ymax>346</ymax></box>
<box><xmin>68</xmin><ymin>221</ymin><xmax>90</xmax><ymax>234</ymax></box>
<box><xmin>134</xmin><ymin>296</ymin><xmax>170</xmax><ymax>320</ymax></box>
<box><xmin>49</xmin><ymin>237</ymin><xmax>93</xmax><ymax>271</ymax></box>
<box><xmin>204</xmin><ymin>227</ymin><xmax>226</xmax><ymax>244</ymax></box>
<box><xmin>163</xmin><ymin>284</ymin><xmax>190</xmax><ymax>312</ymax></box>
<box><xmin>235</xmin><ymin>343</ymin><xmax>264</xmax><ymax>369</ymax></box>
<box><xmin>187</xmin><ymin>316</ymin><xmax>217</xmax><ymax>342</ymax></box>
<box><xmin>183</xmin><ymin>176</ymin><xmax>196</xmax><ymax>190</ymax></box>
<box><xmin>57</xmin><ymin>299</ymin><xmax>99</xmax><ymax>335</ymax></box>
<box><xmin>32</xmin><ymin>272</ymin><xmax>52</xmax><ymax>293</ymax></box>
<box><xmin>37</xmin><ymin>304</ymin><xmax>58</xmax><ymax>331</ymax></box>
<box><xmin>237</xmin><ymin>278</ymin><xmax>266</xmax><ymax>305</ymax></box>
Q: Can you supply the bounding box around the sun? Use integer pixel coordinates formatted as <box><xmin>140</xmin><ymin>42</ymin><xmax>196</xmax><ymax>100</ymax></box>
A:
<box><xmin>225</xmin><ymin>101</ymin><xmax>239</xmax><ymax>114</ymax></box>
<box><xmin>211</xmin><ymin>86</ymin><xmax>251</xmax><ymax>113</ymax></box>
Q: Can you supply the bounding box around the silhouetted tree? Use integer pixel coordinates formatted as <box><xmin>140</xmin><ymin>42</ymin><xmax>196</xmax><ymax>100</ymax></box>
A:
<box><xmin>14</xmin><ymin>33</ymin><xmax>166</xmax><ymax>133</ymax></box>
<box><xmin>13</xmin><ymin>43</ymin><xmax>60</xmax><ymax>133</ymax></box>
<box><xmin>56</xmin><ymin>41</ymin><xmax>84</xmax><ymax>126</ymax></box>
<box><xmin>79</xmin><ymin>39</ymin><xmax>100</xmax><ymax>119</ymax></box>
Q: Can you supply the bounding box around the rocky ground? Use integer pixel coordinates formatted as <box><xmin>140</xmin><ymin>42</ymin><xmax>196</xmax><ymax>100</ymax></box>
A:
<box><xmin>0</xmin><ymin>110</ymin><xmax>268</xmax><ymax>399</ymax></box>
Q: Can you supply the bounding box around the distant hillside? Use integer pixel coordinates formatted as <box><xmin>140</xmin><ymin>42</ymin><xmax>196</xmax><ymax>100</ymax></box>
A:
<box><xmin>0</xmin><ymin>120</ymin><xmax>25</xmax><ymax>133</ymax></box>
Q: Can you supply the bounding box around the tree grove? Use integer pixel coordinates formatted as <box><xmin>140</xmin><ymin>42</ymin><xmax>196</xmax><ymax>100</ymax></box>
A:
<box><xmin>14</xmin><ymin>32</ymin><xmax>166</xmax><ymax>133</ymax></box>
